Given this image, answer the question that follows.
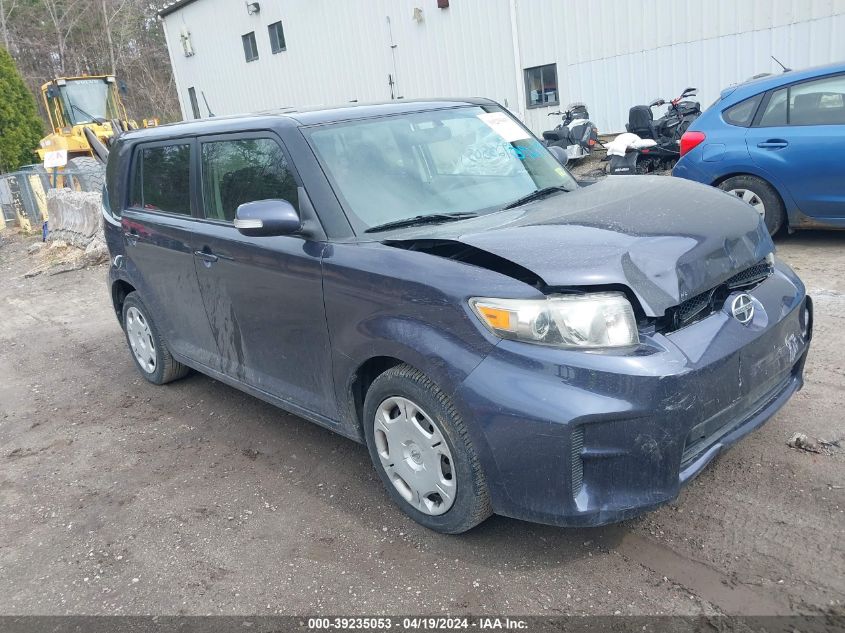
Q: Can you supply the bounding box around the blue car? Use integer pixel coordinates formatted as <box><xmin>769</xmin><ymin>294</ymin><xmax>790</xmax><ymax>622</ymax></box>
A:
<box><xmin>673</xmin><ymin>61</ymin><xmax>845</xmax><ymax>234</ymax></box>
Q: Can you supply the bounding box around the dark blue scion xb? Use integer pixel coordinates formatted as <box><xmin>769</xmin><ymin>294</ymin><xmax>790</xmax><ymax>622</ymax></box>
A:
<box><xmin>103</xmin><ymin>99</ymin><xmax>812</xmax><ymax>533</ymax></box>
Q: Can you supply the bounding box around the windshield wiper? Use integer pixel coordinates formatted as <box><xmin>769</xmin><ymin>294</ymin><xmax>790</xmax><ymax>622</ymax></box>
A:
<box><xmin>502</xmin><ymin>185</ymin><xmax>571</xmax><ymax>210</ymax></box>
<box><xmin>67</xmin><ymin>100</ymin><xmax>98</xmax><ymax>124</ymax></box>
<box><xmin>364</xmin><ymin>212</ymin><xmax>478</xmax><ymax>234</ymax></box>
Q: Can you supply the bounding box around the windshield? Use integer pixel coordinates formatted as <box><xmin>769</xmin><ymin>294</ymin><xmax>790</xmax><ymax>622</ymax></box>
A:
<box><xmin>305</xmin><ymin>106</ymin><xmax>577</xmax><ymax>233</ymax></box>
<box><xmin>60</xmin><ymin>79</ymin><xmax>118</xmax><ymax>124</ymax></box>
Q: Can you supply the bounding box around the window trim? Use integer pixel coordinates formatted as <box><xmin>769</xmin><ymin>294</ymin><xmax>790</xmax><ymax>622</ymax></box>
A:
<box><xmin>524</xmin><ymin>63</ymin><xmax>559</xmax><ymax>110</ymax></box>
<box><xmin>268</xmin><ymin>21</ymin><xmax>286</xmax><ymax>54</ymax></box>
<box><xmin>752</xmin><ymin>71</ymin><xmax>845</xmax><ymax>128</ymax></box>
<box><xmin>242</xmin><ymin>31</ymin><xmax>259</xmax><ymax>62</ymax></box>
<box><xmin>195</xmin><ymin>130</ymin><xmax>303</xmax><ymax>226</ymax></box>
<box><xmin>126</xmin><ymin>139</ymin><xmax>198</xmax><ymax>219</ymax></box>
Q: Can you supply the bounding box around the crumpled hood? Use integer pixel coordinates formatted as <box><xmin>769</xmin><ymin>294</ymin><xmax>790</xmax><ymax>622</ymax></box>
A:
<box><xmin>388</xmin><ymin>176</ymin><xmax>773</xmax><ymax>317</ymax></box>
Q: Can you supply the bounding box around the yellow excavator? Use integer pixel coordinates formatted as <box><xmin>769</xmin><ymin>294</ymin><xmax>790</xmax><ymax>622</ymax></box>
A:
<box><xmin>35</xmin><ymin>74</ymin><xmax>158</xmax><ymax>190</ymax></box>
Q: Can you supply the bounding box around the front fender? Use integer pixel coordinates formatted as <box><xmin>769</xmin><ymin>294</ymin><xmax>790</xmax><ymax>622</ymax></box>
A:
<box><xmin>321</xmin><ymin>241</ymin><xmax>534</xmax><ymax>439</ymax></box>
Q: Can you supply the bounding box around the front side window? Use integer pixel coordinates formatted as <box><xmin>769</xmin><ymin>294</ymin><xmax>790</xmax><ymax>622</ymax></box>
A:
<box><xmin>305</xmin><ymin>106</ymin><xmax>576</xmax><ymax>233</ymax></box>
<box><xmin>723</xmin><ymin>94</ymin><xmax>762</xmax><ymax>127</ymax></box>
<box><xmin>268</xmin><ymin>21</ymin><xmax>286</xmax><ymax>53</ymax></box>
<box><xmin>524</xmin><ymin>64</ymin><xmax>559</xmax><ymax>108</ymax></box>
<box><xmin>130</xmin><ymin>144</ymin><xmax>191</xmax><ymax>215</ymax></box>
<box><xmin>242</xmin><ymin>32</ymin><xmax>259</xmax><ymax>62</ymax></box>
<box><xmin>200</xmin><ymin>137</ymin><xmax>298</xmax><ymax>223</ymax></box>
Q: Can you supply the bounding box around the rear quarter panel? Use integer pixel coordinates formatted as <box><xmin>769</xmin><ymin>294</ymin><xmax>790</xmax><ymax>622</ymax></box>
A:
<box><xmin>674</xmin><ymin>108</ymin><xmax>803</xmax><ymax>221</ymax></box>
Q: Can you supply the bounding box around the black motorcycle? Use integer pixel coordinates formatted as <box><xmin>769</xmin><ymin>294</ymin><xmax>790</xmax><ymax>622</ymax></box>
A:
<box><xmin>608</xmin><ymin>88</ymin><xmax>701</xmax><ymax>174</ymax></box>
<box><xmin>541</xmin><ymin>103</ymin><xmax>599</xmax><ymax>162</ymax></box>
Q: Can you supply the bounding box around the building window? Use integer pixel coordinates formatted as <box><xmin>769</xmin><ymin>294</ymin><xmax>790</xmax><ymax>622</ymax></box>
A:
<box><xmin>187</xmin><ymin>87</ymin><xmax>201</xmax><ymax>119</ymax></box>
<box><xmin>242</xmin><ymin>31</ymin><xmax>259</xmax><ymax>62</ymax></box>
<box><xmin>268</xmin><ymin>21</ymin><xmax>286</xmax><ymax>54</ymax></box>
<box><xmin>524</xmin><ymin>64</ymin><xmax>558</xmax><ymax>108</ymax></box>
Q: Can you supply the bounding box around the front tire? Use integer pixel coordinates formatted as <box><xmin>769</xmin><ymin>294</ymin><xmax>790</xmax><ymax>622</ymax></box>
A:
<box><xmin>363</xmin><ymin>364</ymin><xmax>492</xmax><ymax>534</ymax></box>
<box><xmin>122</xmin><ymin>292</ymin><xmax>189</xmax><ymax>385</ymax></box>
<box><xmin>719</xmin><ymin>175</ymin><xmax>785</xmax><ymax>236</ymax></box>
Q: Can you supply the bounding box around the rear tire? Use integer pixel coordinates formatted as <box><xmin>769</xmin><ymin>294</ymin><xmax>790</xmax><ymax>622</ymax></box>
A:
<box><xmin>363</xmin><ymin>364</ymin><xmax>492</xmax><ymax>534</ymax></box>
<box><xmin>122</xmin><ymin>292</ymin><xmax>190</xmax><ymax>385</ymax></box>
<box><xmin>719</xmin><ymin>175</ymin><xmax>785</xmax><ymax>236</ymax></box>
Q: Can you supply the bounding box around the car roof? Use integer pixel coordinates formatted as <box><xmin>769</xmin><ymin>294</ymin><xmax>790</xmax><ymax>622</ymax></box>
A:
<box><xmin>724</xmin><ymin>60</ymin><xmax>845</xmax><ymax>103</ymax></box>
<box><xmin>119</xmin><ymin>98</ymin><xmax>497</xmax><ymax>144</ymax></box>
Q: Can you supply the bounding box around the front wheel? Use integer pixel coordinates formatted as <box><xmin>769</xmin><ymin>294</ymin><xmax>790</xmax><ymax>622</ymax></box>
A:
<box><xmin>719</xmin><ymin>175</ymin><xmax>785</xmax><ymax>236</ymax></box>
<box><xmin>363</xmin><ymin>364</ymin><xmax>492</xmax><ymax>534</ymax></box>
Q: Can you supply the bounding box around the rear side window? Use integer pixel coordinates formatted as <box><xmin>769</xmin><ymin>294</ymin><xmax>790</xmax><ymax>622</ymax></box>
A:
<box><xmin>758</xmin><ymin>88</ymin><xmax>787</xmax><ymax>127</ymax></box>
<box><xmin>789</xmin><ymin>74</ymin><xmax>845</xmax><ymax>125</ymax></box>
<box><xmin>756</xmin><ymin>75</ymin><xmax>845</xmax><ymax>127</ymax></box>
<box><xmin>200</xmin><ymin>137</ymin><xmax>298</xmax><ymax>223</ymax></box>
<box><xmin>129</xmin><ymin>144</ymin><xmax>191</xmax><ymax>215</ymax></box>
<box><xmin>723</xmin><ymin>94</ymin><xmax>762</xmax><ymax>127</ymax></box>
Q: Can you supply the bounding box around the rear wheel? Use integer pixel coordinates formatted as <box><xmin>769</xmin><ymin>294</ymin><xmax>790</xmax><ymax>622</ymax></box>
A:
<box><xmin>719</xmin><ymin>175</ymin><xmax>785</xmax><ymax>236</ymax></box>
<box><xmin>122</xmin><ymin>292</ymin><xmax>190</xmax><ymax>385</ymax></box>
<box><xmin>363</xmin><ymin>364</ymin><xmax>491</xmax><ymax>534</ymax></box>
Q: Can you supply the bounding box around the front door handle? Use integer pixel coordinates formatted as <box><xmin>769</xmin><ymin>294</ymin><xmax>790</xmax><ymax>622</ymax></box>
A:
<box><xmin>757</xmin><ymin>139</ymin><xmax>788</xmax><ymax>149</ymax></box>
<box><xmin>124</xmin><ymin>231</ymin><xmax>138</xmax><ymax>246</ymax></box>
<box><xmin>194</xmin><ymin>250</ymin><xmax>219</xmax><ymax>263</ymax></box>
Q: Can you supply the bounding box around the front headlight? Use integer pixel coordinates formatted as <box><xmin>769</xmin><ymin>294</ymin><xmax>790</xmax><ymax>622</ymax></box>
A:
<box><xmin>470</xmin><ymin>292</ymin><xmax>639</xmax><ymax>349</ymax></box>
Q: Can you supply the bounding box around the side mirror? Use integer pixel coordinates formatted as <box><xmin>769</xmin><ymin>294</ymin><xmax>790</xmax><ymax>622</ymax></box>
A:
<box><xmin>119</xmin><ymin>80</ymin><xmax>128</xmax><ymax>95</ymax></box>
<box><xmin>234</xmin><ymin>199</ymin><xmax>301</xmax><ymax>236</ymax></box>
<box><xmin>547</xmin><ymin>144</ymin><xmax>569</xmax><ymax>167</ymax></box>
<box><xmin>46</xmin><ymin>85</ymin><xmax>59</xmax><ymax>99</ymax></box>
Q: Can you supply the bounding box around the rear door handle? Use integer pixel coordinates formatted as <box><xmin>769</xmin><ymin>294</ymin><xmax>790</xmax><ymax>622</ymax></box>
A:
<box><xmin>757</xmin><ymin>139</ymin><xmax>788</xmax><ymax>149</ymax></box>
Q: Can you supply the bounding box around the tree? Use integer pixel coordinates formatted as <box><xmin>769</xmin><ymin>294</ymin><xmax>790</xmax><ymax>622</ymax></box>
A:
<box><xmin>2</xmin><ymin>0</ymin><xmax>180</xmax><ymax>125</ymax></box>
<box><xmin>0</xmin><ymin>46</ymin><xmax>43</xmax><ymax>171</ymax></box>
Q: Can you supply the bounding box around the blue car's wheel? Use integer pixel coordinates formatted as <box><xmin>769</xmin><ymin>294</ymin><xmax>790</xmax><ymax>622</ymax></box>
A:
<box><xmin>719</xmin><ymin>175</ymin><xmax>785</xmax><ymax>236</ymax></box>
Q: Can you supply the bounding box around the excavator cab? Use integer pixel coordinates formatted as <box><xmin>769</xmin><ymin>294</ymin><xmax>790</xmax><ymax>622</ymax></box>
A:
<box><xmin>43</xmin><ymin>76</ymin><xmax>126</xmax><ymax>129</ymax></box>
<box><xmin>35</xmin><ymin>75</ymin><xmax>149</xmax><ymax>190</ymax></box>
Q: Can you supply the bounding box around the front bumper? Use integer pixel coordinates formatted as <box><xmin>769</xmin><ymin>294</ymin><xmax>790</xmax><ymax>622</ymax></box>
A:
<box><xmin>454</xmin><ymin>262</ymin><xmax>811</xmax><ymax>527</ymax></box>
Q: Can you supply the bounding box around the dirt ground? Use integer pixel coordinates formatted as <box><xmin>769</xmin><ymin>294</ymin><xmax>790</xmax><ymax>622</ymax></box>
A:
<box><xmin>0</xmin><ymin>222</ymin><xmax>842</xmax><ymax>617</ymax></box>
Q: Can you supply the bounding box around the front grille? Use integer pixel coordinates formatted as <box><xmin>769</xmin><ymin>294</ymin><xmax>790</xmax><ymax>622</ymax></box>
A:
<box><xmin>668</xmin><ymin>259</ymin><xmax>772</xmax><ymax>330</ymax></box>
<box><xmin>726</xmin><ymin>261</ymin><xmax>773</xmax><ymax>289</ymax></box>
<box><xmin>570</xmin><ymin>427</ymin><xmax>584</xmax><ymax>497</ymax></box>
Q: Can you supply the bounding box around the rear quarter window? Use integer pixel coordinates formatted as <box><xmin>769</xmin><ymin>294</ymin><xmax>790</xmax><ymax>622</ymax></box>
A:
<box><xmin>722</xmin><ymin>94</ymin><xmax>763</xmax><ymax>127</ymax></box>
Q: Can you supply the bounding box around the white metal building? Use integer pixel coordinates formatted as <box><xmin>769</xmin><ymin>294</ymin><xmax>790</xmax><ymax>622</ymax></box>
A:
<box><xmin>159</xmin><ymin>0</ymin><xmax>845</xmax><ymax>134</ymax></box>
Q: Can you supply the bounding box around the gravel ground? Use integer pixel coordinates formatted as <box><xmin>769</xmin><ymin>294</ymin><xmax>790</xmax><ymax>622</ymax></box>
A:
<box><xmin>0</xmin><ymin>221</ymin><xmax>842</xmax><ymax>616</ymax></box>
